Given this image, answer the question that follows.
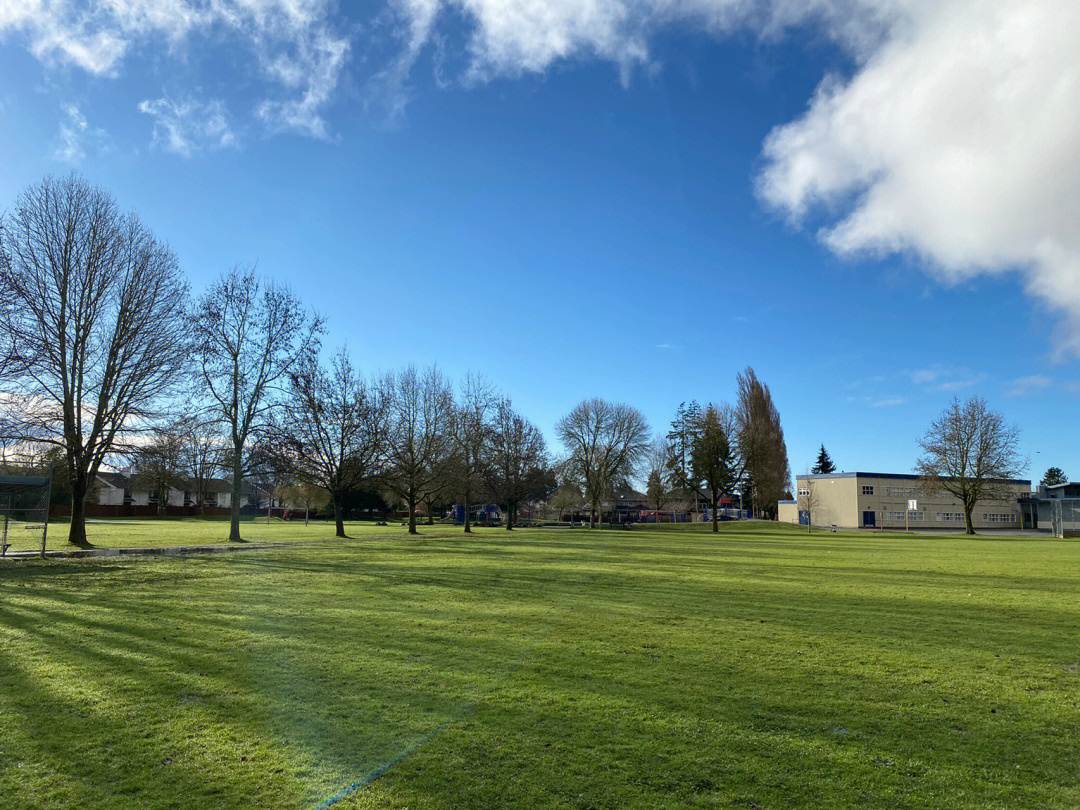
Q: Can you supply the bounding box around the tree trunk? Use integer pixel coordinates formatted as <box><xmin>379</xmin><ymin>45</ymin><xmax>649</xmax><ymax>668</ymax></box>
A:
<box><xmin>506</xmin><ymin>501</ymin><xmax>514</xmax><ymax>531</ymax></box>
<box><xmin>963</xmin><ymin>502</ymin><xmax>976</xmax><ymax>535</ymax></box>
<box><xmin>711</xmin><ymin>493</ymin><xmax>719</xmax><ymax>533</ymax></box>
<box><xmin>463</xmin><ymin>481</ymin><xmax>471</xmax><ymax>534</ymax></box>
<box><xmin>229</xmin><ymin>453</ymin><xmax>243</xmax><ymax>542</ymax></box>
<box><xmin>334</xmin><ymin>499</ymin><xmax>346</xmax><ymax>538</ymax></box>
<box><xmin>408</xmin><ymin>490</ymin><xmax>418</xmax><ymax>534</ymax></box>
<box><xmin>589</xmin><ymin>502</ymin><xmax>596</xmax><ymax>529</ymax></box>
<box><xmin>68</xmin><ymin>477</ymin><xmax>91</xmax><ymax>547</ymax></box>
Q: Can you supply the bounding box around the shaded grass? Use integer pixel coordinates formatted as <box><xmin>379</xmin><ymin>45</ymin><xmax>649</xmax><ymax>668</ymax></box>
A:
<box><xmin>1</xmin><ymin>522</ymin><xmax>1079</xmax><ymax>808</ymax></box>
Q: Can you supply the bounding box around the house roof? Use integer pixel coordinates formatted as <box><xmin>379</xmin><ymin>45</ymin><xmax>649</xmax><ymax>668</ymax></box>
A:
<box><xmin>95</xmin><ymin>471</ymin><xmax>235</xmax><ymax>493</ymax></box>
<box><xmin>97</xmin><ymin>471</ymin><xmax>129</xmax><ymax>489</ymax></box>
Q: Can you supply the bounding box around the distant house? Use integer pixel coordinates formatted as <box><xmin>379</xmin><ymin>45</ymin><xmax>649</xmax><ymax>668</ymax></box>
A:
<box><xmin>78</xmin><ymin>470</ymin><xmax>237</xmax><ymax>516</ymax></box>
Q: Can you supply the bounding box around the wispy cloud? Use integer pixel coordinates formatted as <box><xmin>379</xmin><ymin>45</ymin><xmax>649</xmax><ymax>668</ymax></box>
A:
<box><xmin>870</xmin><ymin>395</ymin><xmax>906</xmax><ymax>408</ymax></box>
<box><xmin>1004</xmin><ymin>375</ymin><xmax>1053</xmax><ymax>398</ymax></box>
<box><xmin>4</xmin><ymin>1</ymin><xmax>349</xmax><ymax>140</ymax></box>
<box><xmin>53</xmin><ymin>103</ymin><xmax>109</xmax><ymax>163</ymax></box>
<box><xmin>909</xmin><ymin>365</ymin><xmax>987</xmax><ymax>392</ymax></box>
<box><xmin>138</xmin><ymin>97</ymin><xmax>237</xmax><ymax>157</ymax></box>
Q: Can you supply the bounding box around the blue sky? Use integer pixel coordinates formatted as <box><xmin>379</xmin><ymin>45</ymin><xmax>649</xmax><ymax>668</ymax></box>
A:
<box><xmin>1</xmin><ymin>2</ymin><xmax>1078</xmax><ymax>484</ymax></box>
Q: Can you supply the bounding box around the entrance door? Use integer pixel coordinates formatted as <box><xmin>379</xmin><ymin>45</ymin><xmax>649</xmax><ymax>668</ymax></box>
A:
<box><xmin>862</xmin><ymin>510</ymin><xmax>876</xmax><ymax>528</ymax></box>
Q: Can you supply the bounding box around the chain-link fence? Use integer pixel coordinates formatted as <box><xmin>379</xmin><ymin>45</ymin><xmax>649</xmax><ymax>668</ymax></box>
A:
<box><xmin>1049</xmin><ymin>499</ymin><xmax>1080</xmax><ymax>538</ymax></box>
<box><xmin>0</xmin><ymin>470</ymin><xmax>53</xmax><ymax>556</ymax></box>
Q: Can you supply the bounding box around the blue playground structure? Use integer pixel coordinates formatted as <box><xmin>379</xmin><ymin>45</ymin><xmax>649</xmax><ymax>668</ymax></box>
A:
<box><xmin>450</xmin><ymin>503</ymin><xmax>501</xmax><ymax>524</ymax></box>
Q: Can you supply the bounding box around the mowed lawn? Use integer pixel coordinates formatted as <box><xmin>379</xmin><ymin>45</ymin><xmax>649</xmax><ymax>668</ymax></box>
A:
<box><xmin>1</xmin><ymin>524</ymin><xmax>1079</xmax><ymax>809</ymax></box>
<box><xmin>2</xmin><ymin>516</ymin><xmax>405</xmax><ymax>553</ymax></box>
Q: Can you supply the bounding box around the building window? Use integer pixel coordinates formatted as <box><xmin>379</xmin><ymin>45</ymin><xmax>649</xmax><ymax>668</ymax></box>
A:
<box><xmin>885</xmin><ymin>486</ymin><xmax>917</xmax><ymax>497</ymax></box>
<box><xmin>936</xmin><ymin>512</ymin><xmax>965</xmax><ymax>522</ymax></box>
<box><xmin>862</xmin><ymin>485</ymin><xmax>874</xmax><ymax>496</ymax></box>
<box><xmin>798</xmin><ymin>487</ymin><xmax>810</xmax><ymax>497</ymax></box>
<box><xmin>123</xmin><ymin>488</ymin><xmax>132</xmax><ymax>505</ymax></box>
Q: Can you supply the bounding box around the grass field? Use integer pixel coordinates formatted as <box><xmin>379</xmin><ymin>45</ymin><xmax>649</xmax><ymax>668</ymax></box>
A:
<box><xmin>1</xmin><ymin>522</ymin><xmax>1078</xmax><ymax>808</ymax></box>
<box><xmin>1</xmin><ymin>516</ymin><xmax>407</xmax><ymax>553</ymax></box>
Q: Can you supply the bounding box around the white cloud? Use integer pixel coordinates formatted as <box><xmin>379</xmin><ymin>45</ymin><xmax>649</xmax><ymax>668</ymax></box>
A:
<box><xmin>255</xmin><ymin>28</ymin><xmax>350</xmax><ymax>137</ymax></box>
<box><xmin>138</xmin><ymin>97</ymin><xmax>237</xmax><ymax>156</ymax></box>
<box><xmin>1004</xmin><ymin>374</ymin><xmax>1053</xmax><ymax>398</ymax></box>
<box><xmin>908</xmin><ymin>365</ymin><xmax>987</xmax><ymax>392</ymax></box>
<box><xmin>1</xmin><ymin>1</ymin><xmax>349</xmax><ymax>138</ymax></box>
<box><xmin>381</xmin><ymin>1</ymin><xmax>903</xmax><ymax>87</ymax></box>
<box><xmin>12</xmin><ymin>2</ymin><xmax>1080</xmax><ymax>357</ymax></box>
<box><xmin>380</xmin><ymin>0</ymin><xmax>1080</xmax><ymax>357</ymax></box>
<box><xmin>756</xmin><ymin>1</ymin><xmax>1080</xmax><ymax>356</ymax></box>
<box><xmin>869</xmin><ymin>395</ymin><xmax>906</xmax><ymax>408</ymax></box>
<box><xmin>53</xmin><ymin>102</ymin><xmax>109</xmax><ymax>163</ymax></box>
<box><xmin>54</xmin><ymin>102</ymin><xmax>88</xmax><ymax>163</ymax></box>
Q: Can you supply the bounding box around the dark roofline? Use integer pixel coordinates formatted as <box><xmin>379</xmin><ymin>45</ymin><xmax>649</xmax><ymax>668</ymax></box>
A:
<box><xmin>797</xmin><ymin>471</ymin><xmax>1031</xmax><ymax>486</ymax></box>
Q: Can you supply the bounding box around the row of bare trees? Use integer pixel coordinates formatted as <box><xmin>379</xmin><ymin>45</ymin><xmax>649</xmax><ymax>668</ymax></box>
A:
<box><xmin>0</xmin><ymin>174</ymin><xmax>558</xmax><ymax>545</ymax></box>
<box><xmin>0</xmin><ymin>173</ymin><xmax>794</xmax><ymax>546</ymax></box>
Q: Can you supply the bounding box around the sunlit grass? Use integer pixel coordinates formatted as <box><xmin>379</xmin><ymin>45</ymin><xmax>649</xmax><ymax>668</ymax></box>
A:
<box><xmin>2</xmin><ymin>523</ymin><xmax>1078</xmax><ymax>808</ymax></box>
<box><xmin>4</xmin><ymin>516</ymin><xmax>431</xmax><ymax>553</ymax></box>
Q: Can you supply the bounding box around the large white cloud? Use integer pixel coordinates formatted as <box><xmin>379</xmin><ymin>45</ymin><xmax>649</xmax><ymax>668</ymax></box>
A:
<box><xmin>756</xmin><ymin>1</ymin><xmax>1080</xmax><ymax>355</ymax></box>
<box><xmin>381</xmin><ymin>0</ymin><xmax>1080</xmax><ymax>355</ymax></box>
<box><xmin>6</xmin><ymin>1</ymin><xmax>1080</xmax><ymax>354</ymax></box>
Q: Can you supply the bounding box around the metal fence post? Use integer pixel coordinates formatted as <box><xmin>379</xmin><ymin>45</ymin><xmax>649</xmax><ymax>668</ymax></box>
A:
<box><xmin>40</xmin><ymin>464</ymin><xmax>54</xmax><ymax>557</ymax></box>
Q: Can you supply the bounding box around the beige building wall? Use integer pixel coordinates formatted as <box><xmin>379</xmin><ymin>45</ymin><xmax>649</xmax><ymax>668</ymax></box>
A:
<box><xmin>788</xmin><ymin>473</ymin><xmax>1031</xmax><ymax>530</ymax></box>
<box><xmin>778</xmin><ymin>501</ymin><xmax>798</xmax><ymax>524</ymax></box>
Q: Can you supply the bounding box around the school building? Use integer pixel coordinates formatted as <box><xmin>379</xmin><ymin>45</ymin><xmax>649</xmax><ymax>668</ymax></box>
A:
<box><xmin>777</xmin><ymin>472</ymin><xmax>1032</xmax><ymax>530</ymax></box>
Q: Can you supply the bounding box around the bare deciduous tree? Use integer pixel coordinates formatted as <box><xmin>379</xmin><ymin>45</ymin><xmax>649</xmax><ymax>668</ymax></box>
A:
<box><xmin>796</xmin><ymin>475</ymin><xmax>820</xmax><ymax>533</ymax></box>
<box><xmin>915</xmin><ymin>397</ymin><xmax>1026</xmax><ymax>535</ymax></box>
<box><xmin>452</xmin><ymin>373</ymin><xmax>496</xmax><ymax>533</ymax></box>
<box><xmin>547</xmin><ymin>480</ymin><xmax>584</xmax><ymax>522</ymax></box>
<box><xmin>485</xmin><ymin>397</ymin><xmax>549</xmax><ymax>530</ymax></box>
<box><xmin>556</xmin><ymin>398</ymin><xmax>650</xmax><ymax>528</ymax></box>
<box><xmin>191</xmin><ymin>265</ymin><xmax>323</xmax><ymax>542</ymax></box>
<box><xmin>645</xmin><ymin>435</ymin><xmax>677</xmax><ymax>513</ymax></box>
<box><xmin>275</xmin><ymin>482</ymin><xmax>330</xmax><ymax>525</ymax></box>
<box><xmin>178</xmin><ymin>417</ymin><xmax>226</xmax><ymax>514</ymax></box>
<box><xmin>0</xmin><ymin>174</ymin><xmax>189</xmax><ymax>546</ymax></box>
<box><xmin>129</xmin><ymin>418</ymin><xmax>187</xmax><ymax>516</ymax></box>
<box><xmin>383</xmin><ymin>366</ymin><xmax>454</xmax><ymax>535</ymax></box>
<box><xmin>275</xmin><ymin>347</ymin><xmax>390</xmax><ymax>538</ymax></box>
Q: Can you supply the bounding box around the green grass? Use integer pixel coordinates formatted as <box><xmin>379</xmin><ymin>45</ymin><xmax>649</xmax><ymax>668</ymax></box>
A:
<box><xmin>2</xmin><ymin>522</ymin><xmax>1079</xmax><ymax>808</ymax></box>
<box><xmin>1</xmin><ymin>516</ymin><xmax>419</xmax><ymax>553</ymax></box>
